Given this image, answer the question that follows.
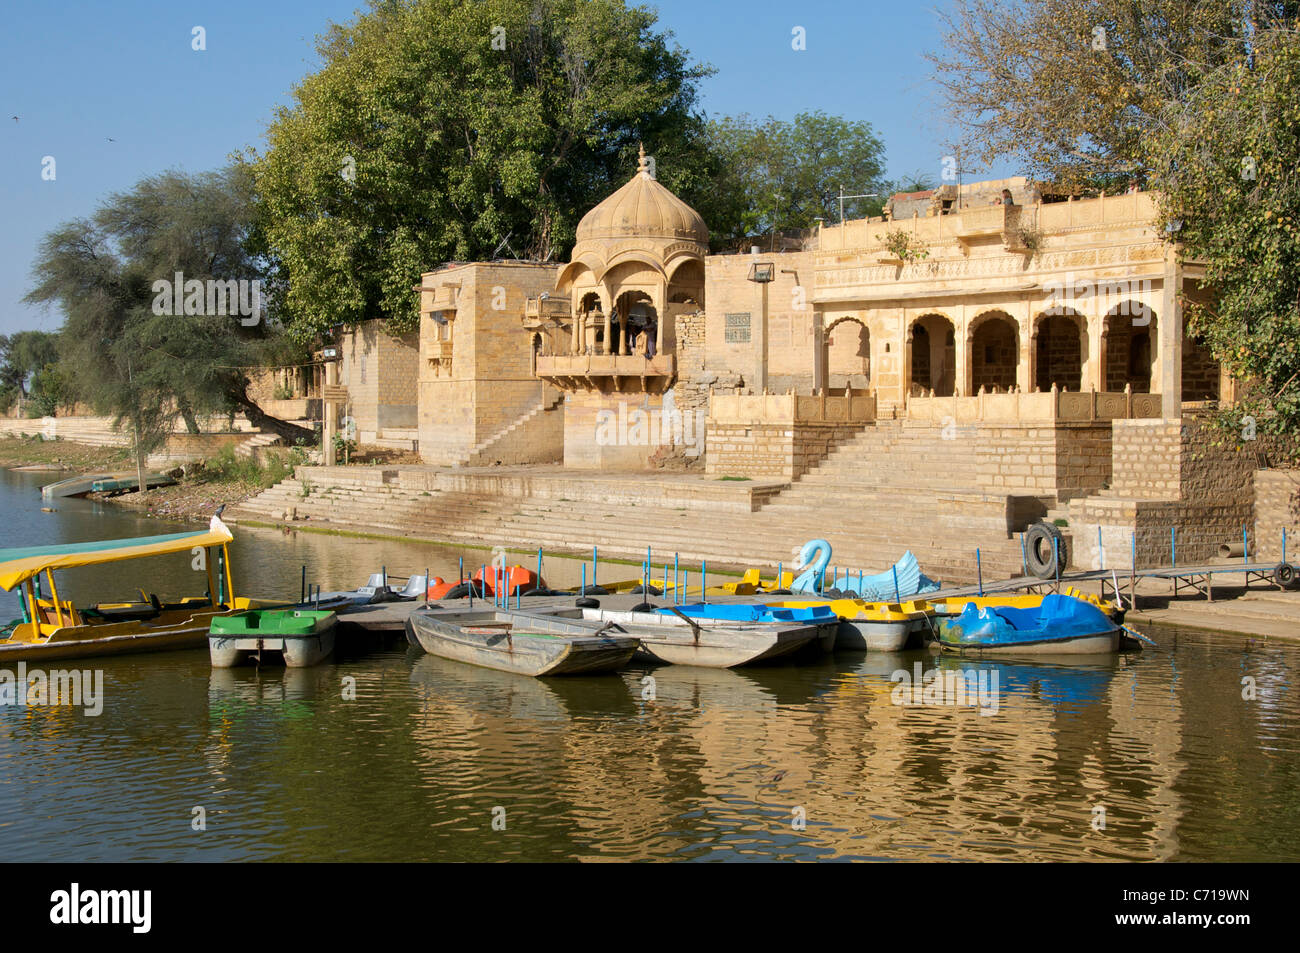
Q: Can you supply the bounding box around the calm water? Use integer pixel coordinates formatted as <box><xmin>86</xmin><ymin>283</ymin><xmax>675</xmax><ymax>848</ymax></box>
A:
<box><xmin>1</xmin><ymin>467</ymin><xmax>1298</xmax><ymax>861</ymax></box>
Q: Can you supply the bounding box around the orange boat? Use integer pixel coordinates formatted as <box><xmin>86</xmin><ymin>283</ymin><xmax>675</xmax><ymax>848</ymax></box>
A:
<box><xmin>428</xmin><ymin>565</ymin><xmax>544</xmax><ymax>600</ymax></box>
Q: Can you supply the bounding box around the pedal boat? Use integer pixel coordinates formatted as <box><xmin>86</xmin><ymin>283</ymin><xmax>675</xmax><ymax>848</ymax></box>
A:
<box><xmin>934</xmin><ymin>593</ymin><xmax>1122</xmax><ymax>655</ymax></box>
<box><xmin>763</xmin><ymin>597</ymin><xmax>934</xmax><ymax>651</ymax></box>
<box><xmin>209</xmin><ymin>609</ymin><xmax>337</xmax><ymax>668</ymax></box>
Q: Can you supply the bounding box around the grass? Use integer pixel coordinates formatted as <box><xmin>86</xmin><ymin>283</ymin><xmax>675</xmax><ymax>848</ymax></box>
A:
<box><xmin>718</xmin><ymin>475</ymin><xmax>752</xmax><ymax>481</ymax></box>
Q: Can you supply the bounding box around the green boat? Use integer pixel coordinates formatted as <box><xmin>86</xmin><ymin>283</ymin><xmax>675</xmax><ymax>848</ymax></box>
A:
<box><xmin>209</xmin><ymin>609</ymin><xmax>337</xmax><ymax>668</ymax></box>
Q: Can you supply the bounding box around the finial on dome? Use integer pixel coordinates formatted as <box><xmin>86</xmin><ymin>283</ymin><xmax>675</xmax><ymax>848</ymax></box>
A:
<box><xmin>637</xmin><ymin>142</ymin><xmax>651</xmax><ymax>177</ymax></box>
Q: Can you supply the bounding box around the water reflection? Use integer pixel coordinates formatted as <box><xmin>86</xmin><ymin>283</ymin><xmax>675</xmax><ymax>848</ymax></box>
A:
<box><xmin>2</xmin><ymin>469</ymin><xmax>1300</xmax><ymax>860</ymax></box>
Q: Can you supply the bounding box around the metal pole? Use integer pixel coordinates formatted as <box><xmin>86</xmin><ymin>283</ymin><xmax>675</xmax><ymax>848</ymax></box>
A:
<box><xmin>1243</xmin><ymin>525</ymin><xmax>1249</xmax><ymax>566</ymax></box>
<box><xmin>581</xmin><ymin>564</ymin><xmax>587</xmax><ymax>596</ymax></box>
<box><xmin>777</xmin><ymin>562</ymin><xmax>782</xmax><ymax>591</ymax></box>
<box><xmin>1020</xmin><ymin>533</ymin><xmax>1028</xmax><ymax>576</ymax></box>
<box><xmin>537</xmin><ymin>547</ymin><xmax>543</xmax><ymax>586</ymax></box>
<box><xmin>593</xmin><ymin>546</ymin><xmax>598</xmax><ymax>587</ymax></box>
<box><xmin>424</xmin><ymin>567</ymin><xmax>429</xmax><ymax>602</ymax></box>
<box><xmin>702</xmin><ymin>561</ymin><xmax>707</xmax><ymax>603</ymax></box>
<box><xmin>1053</xmin><ymin>536</ymin><xmax>1060</xmax><ymax>589</ymax></box>
<box><xmin>1171</xmin><ymin>526</ymin><xmax>1177</xmax><ymax>569</ymax></box>
<box><xmin>301</xmin><ymin>565</ymin><xmax>306</xmax><ymax>604</ymax></box>
<box><xmin>892</xmin><ymin>565</ymin><xmax>901</xmax><ymax>603</ymax></box>
<box><xmin>977</xmin><ymin>548</ymin><xmax>984</xmax><ymax>596</ymax></box>
<box><xmin>1098</xmin><ymin>527</ymin><xmax>1105</xmax><ymax>570</ymax></box>
<box><xmin>459</xmin><ymin>557</ymin><xmax>464</xmax><ymax>583</ymax></box>
<box><xmin>674</xmin><ymin>553</ymin><xmax>680</xmax><ymax>602</ymax></box>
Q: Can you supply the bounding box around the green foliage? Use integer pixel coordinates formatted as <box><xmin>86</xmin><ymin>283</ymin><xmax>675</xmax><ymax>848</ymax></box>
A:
<box><xmin>928</xmin><ymin>0</ymin><xmax>1288</xmax><ymax>190</ymax></box>
<box><xmin>0</xmin><ymin>330</ymin><xmax>63</xmax><ymax>414</ymax></box>
<box><xmin>203</xmin><ymin>444</ymin><xmax>307</xmax><ymax>488</ymax></box>
<box><xmin>705</xmin><ymin>111</ymin><xmax>886</xmax><ymax>242</ymax></box>
<box><xmin>247</xmin><ymin>0</ymin><xmax>718</xmax><ymax>340</ymax></box>
<box><xmin>1147</xmin><ymin>25</ymin><xmax>1300</xmax><ymax>454</ymax></box>
<box><xmin>877</xmin><ymin>230</ymin><xmax>930</xmax><ymax>262</ymax></box>
<box><xmin>24</xmin><ymin>167</ymin><xmax>311</xmax><ymax>453</ymax></box>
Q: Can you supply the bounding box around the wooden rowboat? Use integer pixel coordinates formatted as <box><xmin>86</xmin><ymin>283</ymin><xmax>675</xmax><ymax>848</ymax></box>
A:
<box><xmin>512</xmin><ymin>604</ymin><xmax>826</xmax><ymax>668</ymax></box>
<box><xmin>405</xmin><ymin>607</ymin><xmax>639</xmax><ymax>676</ymax></box>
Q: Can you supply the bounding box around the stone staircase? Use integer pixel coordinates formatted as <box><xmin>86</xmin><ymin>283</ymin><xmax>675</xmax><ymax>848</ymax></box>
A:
<box><xmin>235</xmin><ymin>432</ymin><xmax>282</xmax><ymax>459</ymax></box>
<box><xmin>457</xmin><ymin>391</ymin><xmax>565</xmax><ymax>467</ymax></box>
<box><xmin>229</xmin><ymin>433</ymin><xmax>1029</xmax><ymax>584</ymax></box>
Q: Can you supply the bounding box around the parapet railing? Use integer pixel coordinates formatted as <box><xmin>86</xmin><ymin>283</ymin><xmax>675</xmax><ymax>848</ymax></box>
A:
<box><xmin>709</xmin><ymin>390</ymin><xmax>878</xmax><ymax>425</ymax></box>
<box><xmin>905</xmin><ymin>385</ymin><xmax>1163</xmax><ymax>424</ymax></box>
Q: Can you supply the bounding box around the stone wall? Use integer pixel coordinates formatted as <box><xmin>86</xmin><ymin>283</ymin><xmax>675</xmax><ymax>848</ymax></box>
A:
<box><xmin>706</xmin><ymin>421</ymin><xmax>865</xmax><ymax>480</ymax></box>
<box><xmin>1253</xmin><ymin>470</ymin><xmax>1300</xmax><ymax>561</ymax></box>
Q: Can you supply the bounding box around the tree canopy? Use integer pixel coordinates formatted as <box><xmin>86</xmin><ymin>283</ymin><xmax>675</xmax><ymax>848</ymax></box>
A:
<box><xmin>248</xmin><ymin>0</ymin><xmax>723</xmax><ymax>340</ymax></box>
<box><xmin>928</xmin><ymin>0</ymin><xmax>1294</xmax><ymax>191</ymax></box>
<box><xmin>24</xmin><ymin>167</ymin><xmax>310</xmax><ymax>450</ymax></box>
<box><xmin>1147</xmin><ymin>24</ymin><xmax>1300</xmax><ymax>453</ymax></box>
<box><xmin>704</xmin><ymin>111</ymin><xmax>887</xmax><ymax>245</ymax></box>
<box><xmin>0</xmin><ymin>330</ymin><xmax>63</xmax><ymax>414</ymax></box>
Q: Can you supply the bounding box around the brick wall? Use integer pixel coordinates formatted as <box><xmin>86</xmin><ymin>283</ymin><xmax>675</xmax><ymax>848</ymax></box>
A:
<box><xmin>706</xmin><ymin>421</ymin><xmax>863</xmax><ymax>480</ymax></box>
<box><xmin>1254</xmin><ymin>470</ymin><xmax>1300</xmax><ymax>561</ymax></box>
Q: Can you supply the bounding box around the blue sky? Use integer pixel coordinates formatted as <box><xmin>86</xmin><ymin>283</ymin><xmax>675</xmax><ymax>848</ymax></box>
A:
<box><xmin>0</xmin><ymin>0</ymin><xmax>1011</xmax><ymax>336</ymax></box>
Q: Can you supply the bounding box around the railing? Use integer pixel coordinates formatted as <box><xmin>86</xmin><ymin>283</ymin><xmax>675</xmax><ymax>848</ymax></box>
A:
<box><xmin>905</xmin><ymin>387</ymin><xmax>1163</xmax><ymax>424</ymax></box>
<box><xmin>709</xmin><ymin>391</ymin><xmax>878</xmax><ymax>425</ymax></box>
<box><xmin>524</xmin><ymin>296</ymin><xmax>572</xmax><ymax>321</ymax></box>
<box><xmin>535</xmin><ymin>353</ymin><xmax>675</xmax><ymax>379</ymax></box>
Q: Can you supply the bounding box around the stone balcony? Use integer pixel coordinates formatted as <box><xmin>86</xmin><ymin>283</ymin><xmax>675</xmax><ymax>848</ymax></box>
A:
<box><xmin>523</xmin><ymin>296</ymin><xmax>571</xmax><ymax>329</ymax></box>
<box><xmin>424</xmin><ymin>339</ymin><xmax>453</xmax><ymax>367</ymax></box>
<box><xmin>535</xmin><ymin>352</ymin><xmax>675</xmax><ymax>394</ymax></box>
<box><xmin>428</xmin><ymin>284</ymin><xmax>460</xmax><ymax>313</ymax></box>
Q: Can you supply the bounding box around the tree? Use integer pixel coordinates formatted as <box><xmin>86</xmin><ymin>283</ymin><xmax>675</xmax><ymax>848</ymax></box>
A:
<box><xmin>1147</xmin><ymin>25</ymin><xmax>1300</xmax><ymax>454</ymax></box>
<box><xmin>0</xmin><ymin>330</ymin><xmax>62</xmax><ymax>413</ymax></box>
<box><xmin>25</xmin><ymin>167</ymin><xmax>313</xmax><ymax>486</ymax></box>
<box><xmin>705</xmin><ymin>111</ymin><xmax>887</xmax><ymax>244</ymax></box>
<box><xmin>247</xmin><ymin>0</ymin><xmax>718</xmax><ymax>340</ymax></box>
<box><xmin>927</xmin><ymin>0</ymin><xmax>1292</xmax><ymax>190</ymax></box>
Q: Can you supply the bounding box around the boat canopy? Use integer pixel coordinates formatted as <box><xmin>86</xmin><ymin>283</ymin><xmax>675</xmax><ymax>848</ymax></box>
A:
<box><xmin>0</xmin><ymin>516</ymin><xmax>233</xmax><ymax>591</ymax></box>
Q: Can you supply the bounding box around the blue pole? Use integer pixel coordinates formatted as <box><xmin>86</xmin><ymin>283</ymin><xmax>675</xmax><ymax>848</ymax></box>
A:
<box><xmin>977</xmin><ymin>548</ymin><xmax>984</xmax><ymax>596</ymax></box>
<box><xmin>777</xmin><ymin>562</ymin><xmax>782</xmax><ymax>591</ymax></box>
<box><xmin>1098</xmin><ymin>527</ymin><xmax>1104</xmax><ymax>570</ymax></box>
<box><xmin>581</xmin><ymin>564</ymin><xmax>587</xmax><ymax>596</ymax></box>
<box><xmin>1052</xmin><ymin>536</ymin><xmax>1060</xmax><ymax>587</ymax></box>
<box><xmin>702</xmin><ymin>561</ymin><xmax>707</xmax><ymax>603</ymax></box>
<box><xmin>1285</xmin><ymin>527</ymin><xmax>1288</xmax><ymax>564</ymax></box>
<box><xmin>593</xmin><ymin>545</ymin><xmax>598</xmax><ymax>587</ymax></box>
<box><xmin>892</xmin><ymin>565</ymin><xmax>901</xmax><ymax>603</ymax></box>
<box><xmin>1243</xmin><ymin>525</ymin><xmax>1250</xmax><ymax>566</ymax></box>
<box><xmin>684</xmin><ymin>569</ymin><xmax>689</xmax><ymax>599</ymax></box>
<box><xmin>1171</xmin><ymin>526</ymin><xmax>1176</xmax><ymax>569</ymax></box>
<box><xmin>459</xmin><ymin>557</ymin><xmax>464</xmax><ymax>583</ymax></box>
<box><xmin>1020</xmin><ymin>532</ymin><xmax>1028</xmax><ymax>576</ymax></box>
<box><xmin>674</xmin><ymin>552</ymin><xmax>680</xmax><ymax>602</ymax></box>
<box><xmin>664</xmin><ymin>563</ymin><xmax>669</xmax><ymax>596</ymax></box>
<box><xmin>1131</xmin><ymin>532</ymin><xmax>1136</xmax><ymax>571</ymax></box>
<box><xmin>537</xmin><ymin>547</ymin><xmax>543</xmax><ymax>585</ymax></box>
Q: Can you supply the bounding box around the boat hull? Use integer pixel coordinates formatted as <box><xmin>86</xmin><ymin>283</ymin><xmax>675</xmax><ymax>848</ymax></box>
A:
<box><xmin>835</xmin><ymin>618</ymin><xmax>914</xmax><ymax>652</ymax></box>
<box><xmin>407</xmin><ymin>610</ymin><xmax>638</xmax><ymax>676</ymax></box>
<box><xmin>937</xmin><ymin>630</ymin><xmax>1121</xmax><ymax>655</ymax></box>
<box><xmin>561</xmin><ymin>607</ymin><xmax>820</xmax><ymax>668</ymax></box>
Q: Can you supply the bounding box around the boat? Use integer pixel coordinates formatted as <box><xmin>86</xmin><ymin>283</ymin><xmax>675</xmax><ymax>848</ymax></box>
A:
<box><xmin>763</xmin><ymin>597</ymin><xmax>934</xmax><ymax>651</ymax></box>
<box><xmin>320</xmin><ymin>571</ymin><xmax>427</xmax><ymax>605</ymax></box>
<box><xmin>520</xmin><ymin>603</ymin><xmax>830</xmax><ymax>667</ymax></box>
<box><xmin>209</xmin><ymin>609</ymin><xmax>337</xmax><ymax>668</ymax></box>
<box><xmin>790</xmin><ymin>540</ymin><xmax>942</xmax><ymax>600</ymax></box>
<box><xmin>930</xmin><ymin>586</ymin><xmax>1125</xmax><ymax>623</ymax></box>
<box><xmin>405</xmin><ymin>606</ymin><xmax>639</xmax><ymax>676</ymax></box>
<box><xmin>0</xmin><ymin>516</ymin><xmax>272</xmax><ymax>662</ymax></box>
<box><xmin>428</xmin><ymin>565</ymin><xmax>542</xmax><ymax>599</ymax></box>
<box><xmin>89</xmin><ymin>474</ymin><xmax>177</xmax><ymax>495</ymax></box>
<box><xmin>933</xmin><ymin>593</ymin><xmax>1122</xmax><ymax>655</ymax></box>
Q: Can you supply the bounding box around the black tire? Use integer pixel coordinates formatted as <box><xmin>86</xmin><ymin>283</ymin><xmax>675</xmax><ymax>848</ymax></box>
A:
<box><xmin>579</xmin><ymin>585</ymin><xmax>609</xmax><ymax>596</ymax></box>
<box><xmin>575</xmin><ymin>597</ymin><xmax>600</xmax><ymax>608</ymax></box>
<box><xmin>444</xmin><ymin>581</ymin><xmax>489</xmax><ymax>599</ymax></box>
<box><xmin>630</xmin><ymin>584</ymin><xmax>662</xmax><ymax>596</ymax></box>
<box><xmin>1275</xmin><ymin>562</ymin><xmax>1296</xmax><ymax>589</ymax></box>
<box><xmin>768</xmin><ymin>588</ymin><xmax>792</xmax><ymax>595</ymax></box>
<box><xmin>1025</xmin><ymin>521</ymin><xmax>1067</xmax><ymax>579</ymax></box>
<box><xmin>631</xmin><ymin>602</ymin><xmax>654</xmax><ymax>613</ymax></box>
<box><xmin>823</xmin><ymin>588</ymin><xmax>845</xmax><ymax>599</ymax></box>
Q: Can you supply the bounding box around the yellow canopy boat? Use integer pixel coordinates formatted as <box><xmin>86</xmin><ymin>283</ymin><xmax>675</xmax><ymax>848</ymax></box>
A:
<box><xmin>0</xmin><ymin>516</ymin><xmax>266</xmax><ymax>662</ymax></box>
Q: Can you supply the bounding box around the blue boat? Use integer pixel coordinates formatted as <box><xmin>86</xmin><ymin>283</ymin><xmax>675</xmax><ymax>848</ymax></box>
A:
<box><xmin>660</xmin><ymin>603</ymin><xmax>838</xmax><ymax>624</ymax></box>
<box><xmin>659</xmin><ymin>602</ymin><xmax>840</xmax><ymax>653</ymax></box>
<box><xmin>935</xmin><ymin>593</ymin><xmax>1122</xmax><ymax>655</ymax></box>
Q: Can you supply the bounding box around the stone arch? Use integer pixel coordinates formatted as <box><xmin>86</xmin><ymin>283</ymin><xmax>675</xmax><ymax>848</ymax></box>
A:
<box><xmin>969</xmin><ymin>310</ymin><xmax>1020</xmax><ymax>393</ymax></box>
<box><xmin>824</xmin><ymin>316</ymin><xmax>870</xmax><ymax>390</ymax></box>
<box><xmin>1103</xmin><ymin>301</ymin><xmax>1156</xmax><ymax>392</ymax></box>
<box><xmin>1033</xmin><ymin>309</ymin><xmax>1086</xmax><ymax>392</ymax></box>
<box><xmin>909</xmin><ymin>313</ymin><xmax>956</xmax><ymax>396</ymax></box>
<box><xmin>615</xmin><ymin>290</ymin><xmax>657</xmax><ymax>356</ymax></box>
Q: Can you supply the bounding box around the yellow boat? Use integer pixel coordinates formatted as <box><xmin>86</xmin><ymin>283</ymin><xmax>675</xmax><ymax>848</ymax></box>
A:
<box><xmin>763</xmin><ymin>597</ymin><xmax>934</xmax><ymax>651</ymax></box>
<box><xmin>0</xmin><ymin>516</ymin><xmax>268</xmax><ymax>662</ymax></box>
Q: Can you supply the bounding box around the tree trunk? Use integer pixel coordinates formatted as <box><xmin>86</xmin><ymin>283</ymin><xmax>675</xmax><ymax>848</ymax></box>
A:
<box><xmin>179</xmin><ymin>401</ymin><xmax>201</xmax><ymax>434</ymax></box>
<box><xmin>229</xmin><ymin>380</ymin><xmax>316</xmax><ymax>447</ymax></box>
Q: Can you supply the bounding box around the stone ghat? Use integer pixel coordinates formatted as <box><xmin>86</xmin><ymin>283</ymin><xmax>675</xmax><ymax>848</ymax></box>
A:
<box><xmin>227</xmin><ymin>463</ymin><xmax>1030</xmax><ymax>584</ymax></box>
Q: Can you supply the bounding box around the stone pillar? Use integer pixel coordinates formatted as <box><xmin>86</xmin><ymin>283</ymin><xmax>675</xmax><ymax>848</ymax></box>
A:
<box><xmin>1159</xmin><ymin>250</ymin><xmax>1183</xmax><ymax>418</ymax></box>
<box><xmin>812</xmin><ymin>311</ymin><xmax>826</xmax><ymax>393</ymax></box>
<box><xmin>1016</xmin><ymin>301</ymin><xmax>1033</xmax><ymax>392</ymax></box>
<box><xmin>1086</xmin><ymin>314</ymin><xmax>1105</xmax><ymax>391</ymax></box>
<box><xmin>620</xmin><ymin>313</ymin><xmax>630</xmax><ymax>355</ymax></box>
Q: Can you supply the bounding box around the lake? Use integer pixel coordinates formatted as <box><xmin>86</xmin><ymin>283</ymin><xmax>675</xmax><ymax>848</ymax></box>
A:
<box><xmin>2</xmin><ymin>466</ymin><xmax>1298</xmax><ymax>861</ymax></box>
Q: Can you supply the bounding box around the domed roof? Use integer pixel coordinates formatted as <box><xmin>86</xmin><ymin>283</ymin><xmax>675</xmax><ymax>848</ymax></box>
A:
<box><xmin>575</xmin><ymin>146</ymin><xmax>709</xmax><ymax>246</ymax></box>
